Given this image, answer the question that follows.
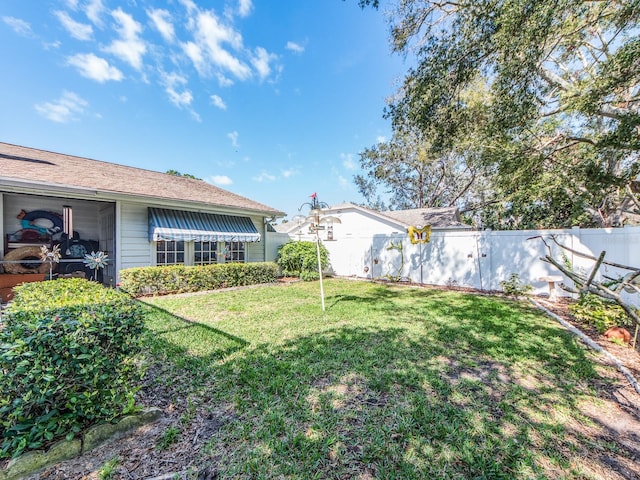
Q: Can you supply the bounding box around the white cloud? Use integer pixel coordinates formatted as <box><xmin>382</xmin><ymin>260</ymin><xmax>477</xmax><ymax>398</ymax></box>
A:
<box><xmin>35</xmin><ymin>91</ymin><xmax>88</xmax><ymax>123</ymax></box>
<box><xmin>179</xmin><ymin>3</ymin><xmax>279</xmax><ymax>83</ymax></box>
<box><xmin>147</xmin><ymin>8</ymin><xmax>175</xmax><ymax>43</ymax></box>
<box><xmin>157</xmin><ymin>71</ymin><xmax>199</xmax><ymax>120</ymax></box>
<box><xmin>238</xmin><ymin>0</ymin><xmax>253</xmax><ymax>17</ymax></box>
<box><xmin>216</xmin><ymin>73</ymin><xmax>234</xmax><ymax>87</ymax></box>
<box><xmin>253</xmin><ymin>171</ymin><xmax>276</xmax><ymax>182</ymax></box>
<box><xmin>227</xmin><ymin>131</ymin><xmax>239</xmax><ymax>148</ymax></box>
<box><xmin>3</xmin><ymin>16</ymin><xmax>34</xmax><ymax>37</ymax></box>
<box><xmin>190</xmin><ymin>10</ymin><xmax>251</xmax><ymax>80</ymax></box>
<box><xmin>376</xmin><ymin>135</ymin><xmax>386</xmax><ymax>144</ymax></box>
<box><xmin>54</xmin><ymin>11</ymin><xmax>93</xmax><ymax>41</ymax></box>
<box><xmin>209</xmin><ymin>175</ymin><xmax>233</xmax><ymax>186</ymax></box>
<box><xmin>85</xmin><ymin>0</ymin><xmax>106</xmax><ymax>26</ymax></box>
<box><xmin>103</xmin><ymin>8</ymin><xmax>147</xmax><ymax>70</ymax></box>
<box><xmin>44</xmin><ymin>41</ymin><xmax>62</xmax><ymax>50</ymax></box>
<box><xmin>251</xmin><ymin>47</ymin><xmax>277</xmax><ymax>81</ymax></box>
<box><xmin>64</xmin><ymin>0</ymin><xmax>79</xmax><ymax>9</ymax></box>
<box><xmin>281</xmin><ymin>168</ymin><xmax>298</xmax><ymax>178</ymax></box>
<box><xmin>210</xmin><ymin>94</ymin><xmax>227</xmax><ymax>110</ymax></box>
<box><xmin>179</xmin><ymin>0</ymin><xmax>198</xmax><ymax>16</ymax></box>
<box><xmin>338</xmin><ymin>175</ymin><xmax>350</xmax><ymax>188</ymax></box>
<box><xmin>182</xmin><ymin>41</ymin><xmax>205</xmax><ymax>74</ymax></box>
<box><xmin>167</xmin><ymin>88</ymin><xmax>193</xmax><ymax>108</ymax></box>
<box><xmin>67</xmin><ymin>53</ymin><xmax>123</xmax><ymax>82</ymax></box>
<box><xmin>286</xmin><ymin>41</ymin><xmax>304</xmax><ymax>54</ymax></box>
<box><xmin>341</xmin><ymin>153</ymin><xmax>357</xmax><ymax>170</ymax></box>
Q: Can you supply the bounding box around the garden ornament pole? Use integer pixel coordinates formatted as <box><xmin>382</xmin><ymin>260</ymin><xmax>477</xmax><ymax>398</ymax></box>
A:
<box><xmin>298</xmin><ymin>193</ymin><xmax>339</xmax><ymax>313</ymax></box>
<box><xmin>315</xmin><ymin>224</ymin><xmax>325</xmax><ymax>312</ymax></box>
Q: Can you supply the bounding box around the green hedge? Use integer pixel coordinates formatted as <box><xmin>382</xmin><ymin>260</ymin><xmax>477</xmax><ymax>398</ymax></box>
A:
<box><xmin>118</xmin><ymin>262</ymin><xmax>280</xmax><ymax>297</ymax></box>
<box><xmin>0</xmin><ymin>278</ymin><xmax>145</xmax><ymax>459</ymax></box>
<box><xmin>276</xmin><ymin>241</ymin><xmax>329</xmax><ymax>281</ymax></box>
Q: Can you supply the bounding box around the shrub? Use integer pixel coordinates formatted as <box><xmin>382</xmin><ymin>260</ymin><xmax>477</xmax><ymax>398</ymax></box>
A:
<box><xmin>276</xmin><ymin>241</ymin><xmax>329</xmax><ymax>281</ymax></box>
<box><xmin>500</xmin><ymin>273</ymin><xmax>533</xmax><ymax>297</ymax></box>
<box><xmin>569</xmin><ymin>293</ymin><xmax>633</xmax><ymax>333</ymax></box>
<box><xmin>0</xmin><ymin>278</ymin><xmax>145</xmax><ymax>459</ymax></box>
<box><xmin>119</xmin><ymin>262</ymin><xmax>279</xmax><ymax>297</ymax></box>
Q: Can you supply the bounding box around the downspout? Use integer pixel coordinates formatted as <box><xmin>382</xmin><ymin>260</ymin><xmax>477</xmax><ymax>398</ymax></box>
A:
<box><xmin>263</xmin><ymin>218</ymin><xmax>267</xmax><ymax>262</ymax></box>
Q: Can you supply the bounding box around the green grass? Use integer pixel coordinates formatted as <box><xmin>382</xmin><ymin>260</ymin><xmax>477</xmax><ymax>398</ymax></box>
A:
<box><xmin>97</xmin><ymin>456</ymin><xmax>119</xmax><ymax>480</ymax></box>
<box><xmin>141</xmin><ymin>278</ymin><xmax>625</xmax><ymax>479</ymax></box>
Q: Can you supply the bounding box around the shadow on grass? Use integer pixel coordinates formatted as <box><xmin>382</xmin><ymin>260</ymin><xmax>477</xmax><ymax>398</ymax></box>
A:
<box><xmin>140</xmin><ymin>300</ymin><xmax>249</xmax><ymax>373</ymax></box>
<box><xmin>141</xmin><ymin>286</ymin><xmax>639</xmax><ymax>479</ymax></box>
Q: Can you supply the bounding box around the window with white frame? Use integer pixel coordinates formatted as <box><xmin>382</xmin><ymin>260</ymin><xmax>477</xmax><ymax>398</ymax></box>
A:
<box><xmin>224</xmin><ymin>241</ymin><xmax>245</xmax><ymax>262</ymax></box>
<box><xmin>156</xmin><ymin>240</ymin><xmax>185</xmax><ymax>265</ymax></box>
<box><xmin>195</xmin><ymin>241</ymin><xmax>218</xmax><ymax>265</ymax></box>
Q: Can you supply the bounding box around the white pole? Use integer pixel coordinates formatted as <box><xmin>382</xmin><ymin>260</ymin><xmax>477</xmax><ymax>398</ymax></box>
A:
<box><xmin>316</xmin><ymin>231</ymin><xmax>325</xmax><ymax>312</ymax></box>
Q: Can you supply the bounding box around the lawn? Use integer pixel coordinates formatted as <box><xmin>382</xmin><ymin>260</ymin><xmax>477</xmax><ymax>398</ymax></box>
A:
<box><xmin>137</xmin><ymin>278</ymin><xmax>635</xmax><ymax>479</ymax></box>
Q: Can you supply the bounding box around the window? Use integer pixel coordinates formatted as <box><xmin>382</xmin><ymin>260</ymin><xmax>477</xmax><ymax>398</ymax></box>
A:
<box><xmin>225</xmin><ymin>241</ymin><xmax>245</xmax><ymax>262</ymax></box>
<box><xmin>195</xmin><ymin>241</ymin><xmax>217</xmax><ymax>265</ymax></box>
<box><xmin>156</xmin><ymin>240</ymin><xmax>184</xmax><ymax>265</ymax></box>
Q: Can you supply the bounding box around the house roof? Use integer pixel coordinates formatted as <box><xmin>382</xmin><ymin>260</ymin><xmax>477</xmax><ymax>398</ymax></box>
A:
<box><xmin>328</xmin><ymin>203</ymin><xmax>471</xmax><ymax>230</ymax></box>
<box><xmin>273</xmin><ymin>222</ymin><xmax>298</xmax><ymax>233</ymax></box>
<box><xmin>381</xmin><ymin>206</ymin><xmax>470</xmax><ymax>229</ymax></box>
<box><xmin>0</xmin><ymin>142</ymin><xmax>283</xmax><ymax>216</ymax></box>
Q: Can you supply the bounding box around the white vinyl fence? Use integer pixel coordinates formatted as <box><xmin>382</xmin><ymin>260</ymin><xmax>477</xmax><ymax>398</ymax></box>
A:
<box><xmin>320</xmin><ymin>226</ymin><xmax>640</xmax><ymax>304</ymax></box>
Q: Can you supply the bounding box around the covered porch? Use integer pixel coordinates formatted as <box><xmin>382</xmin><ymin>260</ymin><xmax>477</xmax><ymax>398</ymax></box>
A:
<box><xmin>0</xmin><ymin>193</ymin><xmax>115</xmax><ymax>303</ymax></box>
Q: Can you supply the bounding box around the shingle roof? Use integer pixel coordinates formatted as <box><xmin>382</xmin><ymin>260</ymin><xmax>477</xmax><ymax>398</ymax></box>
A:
<box><xmin>0</xmin><ymin>142</ymin><xmax>283</xmax><ymax>216</ymax></box>
<box><xmin>328</xmin><ymin>203</ymin><xmax>471</xmax><ymax>229</ymax></box>
<box><xmin>381</xmin><ymin>207</ymin><xmax>470</xmax><ymax>229</ymax></box>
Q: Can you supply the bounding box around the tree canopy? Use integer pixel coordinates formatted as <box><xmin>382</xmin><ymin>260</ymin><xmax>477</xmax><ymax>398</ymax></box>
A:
<box><xmin>165</xmin><ymin>169</ymin><xmax>201</xmax><ymax>180</ymax></box>
<box><xmin>357</xmin><ymin>0</ymin><xmax>640</xmax><ymax>228</ymax></box>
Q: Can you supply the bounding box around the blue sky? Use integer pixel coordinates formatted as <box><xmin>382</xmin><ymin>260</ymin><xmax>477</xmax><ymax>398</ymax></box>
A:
<box><xmin>0</xmin><ymin>0</ymin><xmax>406</xmax><ymax>219</ymax></box>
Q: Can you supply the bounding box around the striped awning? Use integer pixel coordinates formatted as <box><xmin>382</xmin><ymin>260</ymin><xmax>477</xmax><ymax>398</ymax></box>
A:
<box><xmin>149</xmin><ymin>208</ymin><xmax>261</xmax><ymax>242</ymax></box>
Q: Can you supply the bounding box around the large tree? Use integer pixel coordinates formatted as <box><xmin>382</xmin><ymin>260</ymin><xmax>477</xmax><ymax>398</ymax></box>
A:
<box><xmin>359</xmin><ymin>0</ymin><xmax>640</xmax><ymax>228</ymax></box>
<box><xmin>355</xmin><ymin>79</ymin><xmax>493</xmax><ymax>212</ymax></box>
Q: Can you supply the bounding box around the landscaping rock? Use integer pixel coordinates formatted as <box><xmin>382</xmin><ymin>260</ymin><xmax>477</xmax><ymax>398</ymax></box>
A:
<box><xmin>83</xmin><ymin>407</ymin><xmax>163</xmax><ymax>453</ymax></box>
<box><xmin>1</xmin><ymin>439</ymin><xmax>81</xmax><ymax>480</ymax></box>
<box><xmin>0</xmin><ymin>407</ymin><xmax>163</xmax><ymax>480</ymax></box>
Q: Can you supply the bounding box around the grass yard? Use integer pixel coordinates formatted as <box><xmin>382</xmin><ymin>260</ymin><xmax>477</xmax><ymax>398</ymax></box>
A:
<box><xmin>131</xmin><ymin>279</ymin><xmax>637</xmax><ymax>479</ymax></box>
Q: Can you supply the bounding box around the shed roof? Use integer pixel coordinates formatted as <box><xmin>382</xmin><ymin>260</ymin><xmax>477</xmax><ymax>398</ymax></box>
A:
<box><xmin>0</xmin><ymin>142</ymin><xmax>283</xmax><ymax>216</ymax></box>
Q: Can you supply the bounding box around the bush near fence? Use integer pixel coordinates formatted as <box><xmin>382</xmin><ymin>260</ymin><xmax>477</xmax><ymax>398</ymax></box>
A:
<box><xmin>276</xmin><ymin>241</ymin><xmax>329</xmax><ymax>281</ymax></box>
<box><xmin>119</xmin><ymin>262</ymin><xmax>280</xmax><ymax>297</ymax></box>
<box><xmin>0</xmin><ymin>278</ymin><xmax>145</xmax><ymax>459</ymax></box>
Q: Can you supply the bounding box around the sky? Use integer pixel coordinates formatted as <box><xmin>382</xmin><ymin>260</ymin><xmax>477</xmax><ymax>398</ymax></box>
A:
<box><xmin>0</xmin><ymin>0</ymin><xmax>407</xmax><ymax>220</ymax></box>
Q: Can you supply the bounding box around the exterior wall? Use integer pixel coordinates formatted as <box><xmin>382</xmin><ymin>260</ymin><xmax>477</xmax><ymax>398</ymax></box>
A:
<box><xmin>318</xmin><ymin>226</ymin><xmax>640</xmax><ymax>305</ymax></box>
<box><xmin>246</xmin><ymin>216</ymin><xmax>267</xmax><ymax>263</ymax></box>
<box><xmin>265</xmin><ymin>232</ymin><xmax>291</xmax><ymax>262</ymax></box>
<box><xmin>118</xmin><ymin>202</ymin><xmax>152</xmax><ymax>273</ymax></box>
<box><xmin>329</xmin><ymin>208</ymin><xmax>405</xmax><ymax>238</ymax></box>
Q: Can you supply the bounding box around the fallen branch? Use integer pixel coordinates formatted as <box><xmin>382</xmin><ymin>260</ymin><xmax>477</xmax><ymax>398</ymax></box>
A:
<box><xmin>530</xmin><ymin>298</ymin><xmax>640</xmax><ymax>396</ymax></box>
<box><xmin>542</xmin><ymin>253</ymin><xmax>640</xmax><ymax>330</ymax></box>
